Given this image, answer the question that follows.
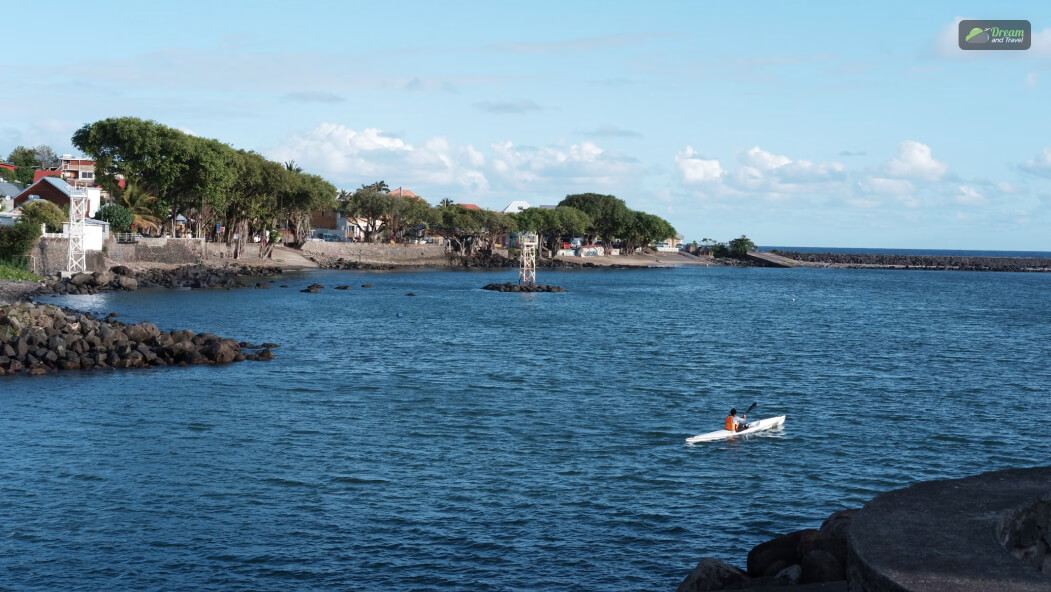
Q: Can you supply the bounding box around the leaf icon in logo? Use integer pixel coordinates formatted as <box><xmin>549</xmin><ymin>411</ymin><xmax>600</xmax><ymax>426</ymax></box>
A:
<box><xmin>966</xmin><ymin>27</ymin><xmax>990</xmax><ymax>43</ymax></box>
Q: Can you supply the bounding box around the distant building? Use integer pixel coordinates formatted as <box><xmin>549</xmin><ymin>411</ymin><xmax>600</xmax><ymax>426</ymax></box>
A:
<box><xmin>32</xmin><ymin>170</ymin><xmax>62</xmax><ymax>184</ymax></box>
<box><xmin>55</xmin><ymin>154</ymin><xmax>99</xmax><ymax>189</ymax></box>
<box><xmin>389</xmin><ymin>188</ymin><xmax>420</xmax><ymax>199</ymax></box>
<box><xmin>457</xmin><ymin>203</ymin><xmax>482</xmax><ymax>210</ymax></box>
<box><xmin>501</xmin><ymin>200</ymin><xmax>530</xmax><ymax>214</ymax></box>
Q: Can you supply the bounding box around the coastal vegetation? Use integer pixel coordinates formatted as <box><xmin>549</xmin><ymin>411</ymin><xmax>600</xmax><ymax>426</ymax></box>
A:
<box><xmin>3</xmin><ymin>117</ymin><xmax>681</xmax><ymax>262</ymax></box>
<box><xmin>18</xmin><ymin>200</ymin><xmax>66</xmax><ymax>233</ymax></box>
<box><xmin>94</xmin><ymin>204</ymin><xmax>133</xmax><ymax>233</ymax></box>
<box><xmin>72</xmin><ymin>117</ymin><xmax>337</xmax><ymax>252</ymax></box>
<box><xmin>0</xmin><ymin>220</ymin><xmax>41</xmax><ymax>260</ymax></box>
<box><xmin>4</xmin><ymin>145</ymin><xmax>58</xmax><ymax>185</ymax></box>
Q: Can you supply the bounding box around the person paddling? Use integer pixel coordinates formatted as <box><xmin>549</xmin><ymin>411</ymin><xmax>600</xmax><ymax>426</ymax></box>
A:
<box><xmin>725</xmin><ymin>408</ymin><xmax>746</xmax><ymax>432</ymax></box>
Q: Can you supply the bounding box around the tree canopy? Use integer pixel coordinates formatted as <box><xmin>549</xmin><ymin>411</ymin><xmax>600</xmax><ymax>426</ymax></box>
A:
<box><xmin>19</xmin><ymin>200</ymin><xmax>66</xmax><ymax>233</ymax></box>
<box><xmin>95</xmin><ymin>204</ymin><xmax>133</xmax><ymax>233</ymax></box>
<box><xmin>72</xmin><ymin>117</ymin><xmax>336</xmax><ymax>252</ymax></box>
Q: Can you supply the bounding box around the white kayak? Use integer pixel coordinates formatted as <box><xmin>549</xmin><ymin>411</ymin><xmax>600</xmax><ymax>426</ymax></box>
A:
<box><xmin>686</xmin><ymin>415</ymin><xmax>786</xmax><ymax>444</ymax></box>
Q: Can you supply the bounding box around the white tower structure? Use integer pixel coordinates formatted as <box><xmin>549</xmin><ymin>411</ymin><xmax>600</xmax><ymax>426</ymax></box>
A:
<box><xmin>518</xmin><ymin>232</ymin><xmax>538</xmax><ymax>286</ymax></box>
<box><xmin>66</xmin><ymin>188</ymin><xmax>88</xmax><ymax>274</ymax></box>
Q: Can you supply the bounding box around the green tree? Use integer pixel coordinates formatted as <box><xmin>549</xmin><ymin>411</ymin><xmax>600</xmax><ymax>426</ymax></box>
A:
<box><xmin>475</xmin><ymin>209</ymin><xmax>516</xmax><ymax>251</ymax></box>
<box><xmin>341</xmin><ymin>182</ymin><xmax>392</xmax><ymax>243</ymax></box>
<box><xmin>0</xmin><ymin>219</ymin><xmax>42</xmax><ymax>259</ymax></box>
<box><xmin>19</xmin><ymin>200</ymin><xmax>66</xmax><ymax>233</ymax></box>
<box><xmin>280</xmin><ymin>170</ymin><xmax>336</xmax><ymax>248</ymax></box>
<box><xmin>512</xmin><ymin>206</ymin><xmax>592</xmax><ymax>257</ymax></box>
<box><xmin>558</xmin><ymin>193</ymin><xmax>630</xmax><ymax>250</ymax></box>
<box><xmin>622</xmin><ymin>211</ymin><xmax>675</xmax><ymax>253</ymax></box>
<box><xmin>95</xmin><ymin>204</ymin><xmax>133</xmax><ymax>233</ymax></box>
<box><xmin>728</xmin><ymin>235</ymin><xmax>757</xmax><ymax>256</ymax></box>
<box><xmin>7</xmin><ymin>145</ymin><xmax>42</xmax><ymax>185</ymax></box>
<box><xmin>112</xmin><ymin>182</ymin><xmax>163</xmax><ymax>233</ymax></box>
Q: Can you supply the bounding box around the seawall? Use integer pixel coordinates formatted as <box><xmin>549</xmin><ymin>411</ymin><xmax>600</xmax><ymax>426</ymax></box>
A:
<box><xmin>300</xmin><ymin>242</ymin><xmax>452</xmax><ymax>267</ymax></box>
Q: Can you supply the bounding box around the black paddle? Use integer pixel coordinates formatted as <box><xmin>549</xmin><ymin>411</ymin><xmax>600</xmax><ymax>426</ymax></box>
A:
<box><xmin>741</xmin><ymin>402</ymin><xmax>757</xmax><ymax>429</ymax></box>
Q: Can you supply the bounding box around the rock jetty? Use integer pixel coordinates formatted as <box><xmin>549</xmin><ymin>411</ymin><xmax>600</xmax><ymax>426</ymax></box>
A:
<box><xmin>482</xmin><ymin>282</ymin><xmax>567</xmax><ymax>293</ymax></box>
<box><xmin>0</xmin><ymin>301</ymin><xmax>274</xmax><ymax>376</ymax></box>
<box><xmin>770</xmin><ymin>250</ymin><xmax>1051</xmax><ymax>272</ymax></box>
<box><xmin>36</xmin><ymin>264</ymin><xmax>284</xmax><ymax>296</ymax></box>
<box><xmin>677</xmin><ymin>509</ymin><xmax>856</xmax><ymax>591</ymax></box>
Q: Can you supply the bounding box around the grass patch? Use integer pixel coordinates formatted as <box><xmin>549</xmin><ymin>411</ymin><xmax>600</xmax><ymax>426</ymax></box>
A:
<box><xmin>0</xmin><ymin>257</ymin><xmax>42</xmax><ymax>282</ymax></box>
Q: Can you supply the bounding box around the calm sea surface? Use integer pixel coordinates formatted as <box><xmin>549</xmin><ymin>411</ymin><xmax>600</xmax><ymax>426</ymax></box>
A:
<box><xmin>3</xmin><ymin>267</ymin><xmax>1050</xmax><ymax>591</ymax></box>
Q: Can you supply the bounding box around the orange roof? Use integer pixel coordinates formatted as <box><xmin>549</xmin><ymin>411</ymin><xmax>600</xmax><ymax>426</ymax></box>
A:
<box><xmin>457</xmin><ymin>203</ymin><xmax>481</xmax><ymax>210</ymax></box>
<box><xmin>389</xmin><ymin>188</ymin><xmax>419</xmax><ymax>198</ymax></box>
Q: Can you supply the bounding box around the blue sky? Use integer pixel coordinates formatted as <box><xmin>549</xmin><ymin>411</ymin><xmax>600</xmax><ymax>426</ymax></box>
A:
<box><xmin>3</xmin><ymin>0</ymin><xmax>1050</xmax><ymax>249</ymax></box>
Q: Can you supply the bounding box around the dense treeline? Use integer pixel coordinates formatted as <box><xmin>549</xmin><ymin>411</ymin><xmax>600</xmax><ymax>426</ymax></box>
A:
<box><xmin>337</xmin><ymin>188</ymin><xmax>676</xmax><ymax>257</ymax></box>
<box><xmin>10</xmin><ymin>117</ymin><xmax>678</xmax><ymax>261</ymax></box>
<box><xmin>73</xmin><ymin>117</ymin><xmax>336</xmax><ymax>255</ymax></box>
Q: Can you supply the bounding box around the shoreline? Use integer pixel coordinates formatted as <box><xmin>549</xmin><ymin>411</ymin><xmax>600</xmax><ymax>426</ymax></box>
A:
<box><xmin>8</xmin><ymin>246</ymin><xmax>1051</xmax><ymax>305</ymax></box>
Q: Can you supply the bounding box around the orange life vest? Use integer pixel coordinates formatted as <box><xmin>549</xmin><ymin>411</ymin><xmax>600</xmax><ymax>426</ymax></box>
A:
<box><xmin>725</xmin><ymin>416</ymin><xmax>735</xmax><ymax>431</ymax></box>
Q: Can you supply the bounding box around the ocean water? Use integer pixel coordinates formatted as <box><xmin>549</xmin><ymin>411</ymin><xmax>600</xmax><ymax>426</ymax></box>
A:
<box><xmin>2</xmin><ymin>266</ymin><xmax>1050</xmax><ymax>591</ymax></box>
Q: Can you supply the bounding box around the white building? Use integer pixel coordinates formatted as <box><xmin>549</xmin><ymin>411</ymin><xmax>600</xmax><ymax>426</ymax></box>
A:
<box><xmin>501</xmin><ymin>200</ymin><xmax>531</xmax><ymax>214</ymax></box>
<box><xmin>58</xmin><ymin>219</ymin><xmax>111</xmax><ymax>251</ymax></box>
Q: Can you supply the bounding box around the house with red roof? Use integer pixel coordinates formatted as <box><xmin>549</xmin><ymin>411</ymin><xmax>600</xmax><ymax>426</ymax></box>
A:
<box><xmin>33</xmin><ymin>170</ymin><xmax>62</xmax><ymax>184</ymax></box>
<box><xmin>14</xmin><ymin>177</ymin><xmax>101</xmax><ymax>217</ymax></box>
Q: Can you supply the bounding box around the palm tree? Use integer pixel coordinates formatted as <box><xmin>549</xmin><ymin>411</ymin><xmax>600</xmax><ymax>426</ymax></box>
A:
<box><xmin>439</xmin><ymin>198</ymin><xmax>454</xmax><ymax>208</ymax></box>
<box><xmin>285</xmin><ymin>160</ymin><xmax>303</xmax><ymax>173</ymax></box>
<box><xmin>113</xmin><ymin>182</ymin><xmax>163</xmax><ymax>233</ymax></box>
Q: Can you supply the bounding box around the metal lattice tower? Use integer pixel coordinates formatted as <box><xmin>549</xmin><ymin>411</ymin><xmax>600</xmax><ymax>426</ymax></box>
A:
<box><xmin>66</xmin><ymin>189</ymin><xmax>87</xmax><ymax>273</ymax></box>
<box><xmin>518</xmin><ymin>232</ymin><xmax>538</xmax><ymax>285</ymax></box>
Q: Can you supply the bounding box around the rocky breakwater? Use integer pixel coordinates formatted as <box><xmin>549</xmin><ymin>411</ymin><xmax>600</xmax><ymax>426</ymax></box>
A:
<box><xmin>677</xmin><ymin>509</ymin><xmax>856</xmax><ymax>591</ymax></box>
<box><xmin>770</xmin><ymin>250</ymin><xmax>1051</xmax><ymax>272</ymax></box>
<box><xmin>0</xmin><ymin>302</ymin><xmax>275</xmax><ymax>376</ymax></box>
<box><xmin>37</xmin><ymin>264</ymin><xmax>284</xmax><ymax>296</ymax></box>
<box><xmin>482</xmin><ymin>282</ymin><xmax>567</xmax><ymax>293</ymax></box>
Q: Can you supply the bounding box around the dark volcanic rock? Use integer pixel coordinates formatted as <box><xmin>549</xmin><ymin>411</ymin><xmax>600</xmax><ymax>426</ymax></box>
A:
<box><xmin>0</xmin><ymin>302</ymin><xmax>277</xmax><ymax>376</ymax></box>
<box><xmin>676</xmin><ymin>558</ymin><xmax>749</xmax><ymax>592</ymax></box>
<box><xmin>482</xmin><ymin>282</ymin><xmax>567</xmax><ymax>293</ymax></box>
<box><xmin>771</xmin><ymin>250</ymin><xmax>1051</xmax><ymax>272</ymax></box>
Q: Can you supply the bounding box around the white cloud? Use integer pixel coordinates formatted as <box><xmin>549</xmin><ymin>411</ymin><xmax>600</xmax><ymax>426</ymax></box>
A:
<box><xmin>1020</xmin><ymin>147</ymin><xmax>1051</xmax><ymax>178</ymax></box>
<box><xmin>269</xmin><ymin>123</ymin><xmax>488</xmax><ymax>192</ymax></box>
<box><xmin>675</xmin><ymin>146</ymin><xmax>724</xmax><ymax>183</ymax></box>
<box><xmin>270</xmin><ymin>124</ymin><xmax>640</xmax><ymax>196</ymax></box>
<box><xmin>996</xmin><ymin>181</ymin><xmax>1022</xmax><ymax>194</ymax></box>
<box><xmin>489</xmin><ymin>140</ymin><xmax>639</xmax><ymax>189</ymax></box>
<box><xmin>740</xmin><ymin>146</ymin><xmax>791</xmax><ymax>170</ymax></box>
<box><xmin>858</xmin><ymin>177</ymin><xmax>914</xmax><ymax>196</ymax></box>
<box><xmin>730</xmin><ymin>146</ymin><xmax>845</xmax><ymax>191</ymax></box>
<box><xmin>883</xmin><ymin>141</ymin><xmax>948</xmax><ymax>181</ymax></box>
<box><xmin>955</xmin><ymin>185</ymin><xmax>985</xmax><ymax>205</ymax></box>
<box><xmin>1026</xmin><ymin>72</ymin><xmax>1039</xmax><ymax>88</ymax></box>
